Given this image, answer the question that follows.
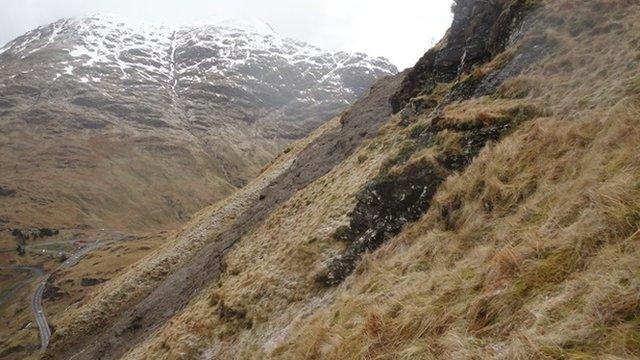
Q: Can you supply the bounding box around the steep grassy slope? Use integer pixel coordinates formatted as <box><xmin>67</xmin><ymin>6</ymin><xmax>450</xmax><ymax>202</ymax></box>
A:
<box><xmin>46</xmin><ymin>0</ymin><xmax>640</xmax><ymax>359</ymax></box>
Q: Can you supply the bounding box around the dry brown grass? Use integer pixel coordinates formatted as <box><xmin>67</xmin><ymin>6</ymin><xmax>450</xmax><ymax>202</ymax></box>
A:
<box><xmin>268</xmin><ymin>2</ymin><xmax>640</xmax><ymax>358</ymax></box>
<box><xmin>46</xmin><ymin>117</ymin><xmax>343</xmax><ymax>356</ymax></box>
<box><xmin>52</xmin><ymin>0</ymin><xmax>640</xmax><ymax>358</ymax></box>
<box><xmin>122</xmin><ymin>113</ymin><xmax>409</xmax><ymax>359</ymax></box>
<box><xmin>0</xmin><ymin>93</ymin><xmax>299</xmax><ymax>233</ymax></box>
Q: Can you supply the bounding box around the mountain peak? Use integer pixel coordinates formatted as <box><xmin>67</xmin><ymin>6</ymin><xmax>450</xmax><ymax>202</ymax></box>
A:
<box><xmin>0</xmin><ymin>13</ymin><xmax>397</xmax><ymax>229</ymax></box>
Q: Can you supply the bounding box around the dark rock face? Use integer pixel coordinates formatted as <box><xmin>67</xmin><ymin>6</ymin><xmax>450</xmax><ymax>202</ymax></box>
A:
<box><xmin>80</xmin><ymin>278</ymin><xmax>105</xmax><ymax>287</ymax></box>
<box><xmin>0</xmin><ymin>186</ymin><xmax>16</xmax><ymax>197</ymax></box>
<box><xmin>435</xmin><ymin>0</ymin><xmax>501</xmax><ymax>75</ymax></box>
<box><xmin>318</xmin><ymin>107</ymin><xmax>536</xmax><ymax>286</ymax></box>
<box><xmin>442</xmin><ymin>29</ymin><xmax>554</xmax><ymax>105</ymax></box>
<box><xmin>390</xmin><ymin>0</ymin><xmax>539</xmax><ymax>113</ymax></box>
<box><xmin>351</xmin><ymin>165</ymin><xmax>443</xmax><ymax>236</ymax></box>
<box><xmin>318</xmin><ymin>162</ymin><xmax>444</xmax><ymax>286</ymax></box>
<box><xmin>472</xmin><ymin>33</ymin><xmax>554</xmax><ymax>97</ymax></box>
<box><xmin>217</xmin><ymin>300</ymin><xmax>253</xmax><ymax>329</ymax></box>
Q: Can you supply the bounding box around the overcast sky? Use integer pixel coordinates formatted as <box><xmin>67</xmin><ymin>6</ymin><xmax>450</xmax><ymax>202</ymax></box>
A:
<box><xmin>0</xmin><ymin>0</ymin><xmax>453</xmax><ymax>69</ymax></box>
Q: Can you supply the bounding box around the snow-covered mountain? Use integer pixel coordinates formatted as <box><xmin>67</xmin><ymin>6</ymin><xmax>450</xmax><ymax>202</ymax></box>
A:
<box><xmin>0</xmin><ymin>16</ymin><xmax>397</xmax><ymax>129</ymax></box>
<box><xmin>0</xmin><ymin>14</ymin><xmax>396</xmax><ymax>132</ymax></box>
<box><xmin>0</xmin><ymin>15</ymin><xmax>397</xmax><ymax>231</ymax></box>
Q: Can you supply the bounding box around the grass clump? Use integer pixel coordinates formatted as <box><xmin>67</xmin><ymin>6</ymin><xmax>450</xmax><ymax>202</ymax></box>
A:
<box><xmin>408</xmin><ymin>121</ymin><xmax>429</xmax><ymax>139</ymax></box>
<box><xmin>380</xmin><ymin>140</ymin><xmax>418</xmax><ymax>174</ymax></box>
<box><xmin>627</xmin><ymin>76</ymin><xmax>640</xmax><ymax>96</ymax></box>
<box><xmin>514</xmin><ymin>247</ymin><xmax>584</xmax><ymax>296</ymax></box>
<box><xmin>496</xmin><ymin>77</ymin><xmax>537</xmax><ymax>99</ymax></box>
<box><xmin>332</xmin><ymin>225</ymin><xmax>352</xmax><ymax>242</ymax></box>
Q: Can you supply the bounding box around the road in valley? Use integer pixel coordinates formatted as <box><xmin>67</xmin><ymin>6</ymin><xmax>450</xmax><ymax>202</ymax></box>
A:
<box><xmin>3</xmin><ymin>229</ymin><xmax>125</xmax><ymax>352</ymax></box>
<box><xmin>30</xmin><ymin>240</ymin><xmax>103</xmax><ymax>351</ymax></box>
<box><xmin>31</xmin><ymin>276</ymin><xmax>51</xmax><ymax>351</ymax></box>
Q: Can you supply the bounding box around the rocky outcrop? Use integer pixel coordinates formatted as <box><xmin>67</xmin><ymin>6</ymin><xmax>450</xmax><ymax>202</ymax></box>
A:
<box><xmin>0</xmin><ymin>186</ymin><xmax>15</xmax><ymax>197</ymax></box>
<box><xmin>42</xmin><ymin>285</ymin><xmax>64</xmax><ymax>301</ymax></box>
<box><xmin>317</xmin><ymin>0</ymin><xmax>548</xmax><ymax>285</ymax></box>
<box><xmin>79</xmin><ymin>278</ymin><xmax>105</xmax><ymax>287</ymax></box>
<box><xmin>318</xmin><ymin>159</ymin><xmax>444</xmax><ymax>286</ymax></box>
<box><xmin>390</xmin><ymin>0</ymin><xmax>539</xmax><ymax>113</ymax></box>
<box><xmin>317</xmin><ymin>111</ymin><xmax>524</xmax><ymax>286</ymax></box>
<box><xmin>11</xmin><ymin>228</ymin><xmax>59</xmax><ymax>240</ymax></box>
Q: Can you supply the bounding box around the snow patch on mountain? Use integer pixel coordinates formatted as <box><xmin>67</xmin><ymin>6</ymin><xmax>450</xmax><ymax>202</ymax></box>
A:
<box><xmin>0</xmin><ymin>14</ymin><xmax>398</xmax><ymax>135</ymax></box>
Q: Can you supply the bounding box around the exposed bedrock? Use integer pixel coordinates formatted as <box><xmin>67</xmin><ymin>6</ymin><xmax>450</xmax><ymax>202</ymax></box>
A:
<box><xmin>317</xmin><ymin>116</ymin><xmax>519</xmax><ymax>286</ymax></box>
<box><xmin>390</xmin><ymin>0</ymin><xmax>539</xmax><ymax>113</ymax></box>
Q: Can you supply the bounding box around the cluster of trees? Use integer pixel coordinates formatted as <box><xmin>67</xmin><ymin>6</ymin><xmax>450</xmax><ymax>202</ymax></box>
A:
<box><xmin>12</xmin><ymin>227</ymin><xmax>59</xmax><ymax>255</ymax></box>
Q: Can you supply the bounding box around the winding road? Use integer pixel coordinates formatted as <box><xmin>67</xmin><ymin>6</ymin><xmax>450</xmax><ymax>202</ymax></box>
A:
<box><xmin>0</xmin><ymin>266</ymin><xmax>49</xmax><ymax>349</ymax></box>
<box><xmin>31</xmin><ymin>240</ymin><xmax>103</xmax><ymax>351</ymax></box>
<box><xmin>32</xmin><ymin>276</ymin><xmax>51</xmax><ymax>351</ymax></box>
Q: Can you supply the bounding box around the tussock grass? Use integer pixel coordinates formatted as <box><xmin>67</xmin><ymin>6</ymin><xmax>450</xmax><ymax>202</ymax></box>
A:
<box><xmin>266</xmin><ymin>1</ymin><xmax>640</xmax><ymax>359</ymax></box>
<box><xmin>46</xmin><ymin>118</ymin><xmax>344</xmax><ymax>357</ymax></box>
<box><xmin>81</xmin><ymin>0</ymin><xmax>640</xmax><ymax>358</ymax></box>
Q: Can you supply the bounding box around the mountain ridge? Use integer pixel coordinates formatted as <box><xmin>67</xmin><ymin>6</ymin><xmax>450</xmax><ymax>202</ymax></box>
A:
<box><xmin>0</xmin><ymin>14</ymin><xmax>396</xmax><ymax>232</ymax></box>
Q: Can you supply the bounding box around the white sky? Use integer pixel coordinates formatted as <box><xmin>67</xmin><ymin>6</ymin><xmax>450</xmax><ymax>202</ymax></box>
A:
<box><xmin>0</xmin><ymin>0</ymin><xmax>454</xmax><ymax>69</ymax></box>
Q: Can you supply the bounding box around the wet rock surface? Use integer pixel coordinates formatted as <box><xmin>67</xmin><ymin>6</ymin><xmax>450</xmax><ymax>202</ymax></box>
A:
<box><xmin>473</xmin><ymin>34</ymin><xmax>554</xmax><ymax>97</ymax></box>
<box><xmin>318</xmin><ymin>109</ymin><xmax>526</xmax><ymax>286</ymax></box>
<box><xmin>443</xmin><ymin>33</ymin><xmax>555</xmax><ymax>104</ymax></box>
<box><xmin>319</xmin><ymin>162</ymin><xmax>444</xmax><ymax>286</ymax></box>
<box><xmin>390</xmin><ymin>0</ymin><xmax>539</xmax><ymax>113</ymax></box>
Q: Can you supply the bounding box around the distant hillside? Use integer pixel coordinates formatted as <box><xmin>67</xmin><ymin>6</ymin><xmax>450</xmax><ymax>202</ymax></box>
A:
<box><xmin>0</xmin><ymin>15</ymin><xmax>396</xmax><ymax>232</ymax></box>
